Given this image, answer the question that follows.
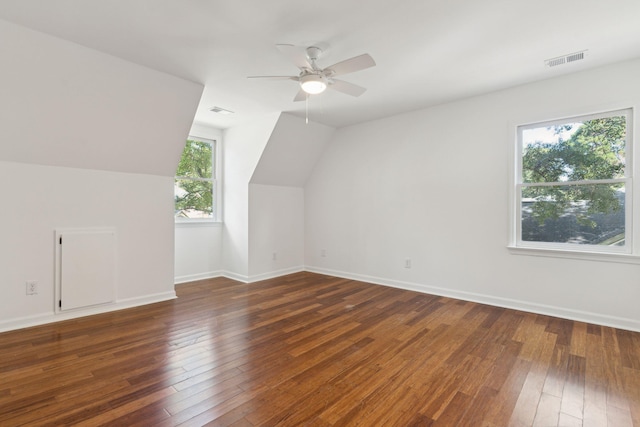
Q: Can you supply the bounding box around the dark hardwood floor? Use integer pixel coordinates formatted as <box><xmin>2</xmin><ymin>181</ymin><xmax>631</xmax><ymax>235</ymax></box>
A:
<box><xmin>0</xmin><ymin>272</ymin><xmax>639</xmax><ymax>426</ymax></box>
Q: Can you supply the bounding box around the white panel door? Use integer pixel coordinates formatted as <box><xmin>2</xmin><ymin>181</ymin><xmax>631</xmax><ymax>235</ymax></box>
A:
<box><xmin>60</xmin><ymin>230</ymin><xmax>116</xmax><ymax>311</ymax></box>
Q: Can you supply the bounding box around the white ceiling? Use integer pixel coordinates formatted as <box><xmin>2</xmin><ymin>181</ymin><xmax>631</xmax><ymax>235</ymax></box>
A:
<box><xmin>1</xmin><ymin>0</ymin><xmax>640</xmax><ymax>129</ymax></box>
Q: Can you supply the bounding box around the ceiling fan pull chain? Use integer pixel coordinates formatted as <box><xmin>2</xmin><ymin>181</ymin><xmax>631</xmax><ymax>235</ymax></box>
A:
<box><xmin>306</xmin><ymin>94</ymin><xmax>309</xmax><ymax>124</ymax></box>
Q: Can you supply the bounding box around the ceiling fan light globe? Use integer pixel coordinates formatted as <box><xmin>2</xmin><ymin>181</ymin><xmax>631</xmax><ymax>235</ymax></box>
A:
<box><xmin>301</xmin><ymin>81</ymin><xmax>327</xmax><ymax>94</ymax></box>
<box><xmin>300</xmin><ymin>75</ymin><xmax>327</xmax><ymax>94</ymax></box>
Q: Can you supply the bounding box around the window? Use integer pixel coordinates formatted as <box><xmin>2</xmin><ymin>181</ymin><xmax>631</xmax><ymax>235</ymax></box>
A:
<box><xmin>513</xmin><ymin>108</ymin><xmax>633</xmax><ymax>254</ymax></box>
<box><xmin>175</xmin><ymin>137</ymin><xmax>217</xmax><ymax>221</ymax></box>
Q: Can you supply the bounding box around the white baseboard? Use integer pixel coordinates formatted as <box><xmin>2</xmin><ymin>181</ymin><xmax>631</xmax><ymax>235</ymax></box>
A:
<box><xmin>15</xmin><ymin>266</ymin><xmax>634</xmax><ymax>334</ymax></box>
<box><xmin>220</xmin><ymin>271</ymin><xmax>249</xmax><ymax>283</ymax></box>
<box><xmin>174</xmin><ymin>271</ymin><xmax>224</xmax><ymax>284</ymax></box>
<box><xmin>175</xmin><ymin>266</ymin><xmax>305</xmax><ymax>285</ymax></box>
<box><xmin>248</xmin><ymin>266</ymin><xmax>305</xmax><ymax>283</ymax></box>
<box><xmin>0</xmin><ymin>291</ymin><xmax>176</xmax><ymax>334</ymax></box>
<box><xmin>305</xmin><ymin>266</ymin><xmax>640</xmax><ymax>333</ymax></box>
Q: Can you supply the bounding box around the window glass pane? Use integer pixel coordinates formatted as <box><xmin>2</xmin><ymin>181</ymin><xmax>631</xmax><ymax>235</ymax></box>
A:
<box><xmin>521</xmin><ymin>183</ymin><xmax>625</xmax><ymax>245</ymax></box>
<box><xmin>522</xmin><ymin>115</ymin><xmax>626</xmax><ymax>183</ymax></box>
<box><xmin>176</xmin><ymin>139</ymin><xmax>213</xmax><ymax>179</ymax></box>
<box><xmin>175</xmin><ymin>179</ymin><xmax>213</xmax><ymax>219</ymax></box>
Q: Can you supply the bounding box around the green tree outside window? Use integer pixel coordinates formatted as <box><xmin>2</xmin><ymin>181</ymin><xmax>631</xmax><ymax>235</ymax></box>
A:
<box><xmin>175</xmin><ymin>138</ymin><xmax>215</xmax><ymax>219</ymax></box>
<box><xmin>520</xmin><ymin>113</ymin><xmax>628</xmax><ymax>246</ymax></box>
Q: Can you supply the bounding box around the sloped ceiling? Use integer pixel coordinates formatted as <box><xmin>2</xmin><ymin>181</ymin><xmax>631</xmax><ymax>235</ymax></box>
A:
<box><xmin>250</xmin><ymin>113</ymin><xmax>335</xmax><ymax>187</ymax></box>
<box><xmin>0</xmin><ymin>1</ymin><xmax>639</xmax><ymax>129</ymax></box>
<box><xmin>0</xmin><ymin>20</ymin><xmax>203</xmax><ymax>176</ymax></box>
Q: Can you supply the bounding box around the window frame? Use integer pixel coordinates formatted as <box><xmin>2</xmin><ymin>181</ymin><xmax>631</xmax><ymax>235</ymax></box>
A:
<box><xmin>509</xmin><ymin>107</ymin><xmax>638</xmax><ymax>261</ymax></box>
<box><xmin>174</xmin><ymin>136</ymin><xmax>220</xmax><ymax>224</ymax></box>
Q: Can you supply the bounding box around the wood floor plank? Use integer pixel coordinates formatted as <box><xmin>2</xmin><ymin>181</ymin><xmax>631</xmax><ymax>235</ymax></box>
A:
<box><xmin>0</xmin><ymin>272</ymin><xmax>638</xmax><ymax>426</ymax></box>
<box><xmin>559</xmin><ymin>354</ymin><xmax>586</xmax><ymax>420</ymax></box>
<box><xmin>508</xmin><ymin>333</ymin><xmax>557</xmax><ymax>426</ymax></box>
<box><xmin>583</xmin><ymin>383</ymin><xmax>608</xmax><ymax>427</ymax></box>
<box><xmin>623</xmin><ymin>366</ymin><xmax>640</xmax><ymax>426</ymax></box>
<box><xmin>532</xmin><ymin>392</ymin><xmax>562</xmax><ymax>426</ymax></box>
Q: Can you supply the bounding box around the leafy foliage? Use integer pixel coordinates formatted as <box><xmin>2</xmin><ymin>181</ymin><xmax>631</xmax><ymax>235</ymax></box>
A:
<box><xmin>521</xmin><ymin>116</ymin><xmax>626</xmax><ymax>244</ymax></box>
<box><xmin>523</xmin><ymin>117</ymin><xmax>625</xmax><ymax>183</ymax></box>
<box><xmin>176</xmin><ymin>139</ymin><xmax>212</xmax><ymax>179</ymax></box>
<box><xmin>175</xmin><ymin>140</ymin><xmax>214</xmax><ymax>218</ymax></box>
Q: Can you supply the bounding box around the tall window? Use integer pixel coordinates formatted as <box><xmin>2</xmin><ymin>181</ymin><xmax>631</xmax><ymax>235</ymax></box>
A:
<box><xmin>175</xmin><ymin>137</ymin><xmax>216</xmax><ymax>220</ymax></box>
<box><xmin>514</xmin><ymin>108</ymin><xmax>632</xmax><ymax>253</ymax></box>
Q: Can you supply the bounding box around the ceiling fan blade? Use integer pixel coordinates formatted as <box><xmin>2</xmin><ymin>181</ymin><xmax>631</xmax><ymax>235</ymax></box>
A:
<box><xmin>324</xmin><ymin>54</ymin><xmax>376</xmax><ymax>76</ymax></box>
<box><xmin>328</xmin><ymin>79</ymin><xmax>367</xmax><ymax>97</ymax></box>
<box><xmin>247</xmin><ymin>75</ymin><xmax>298</xmax><ymax>80</ymax></box>
<box><xmin>293</xmin><ymin>89</ymin><xmax>308</xmax><ymax>102</ymax></box>
<box><xmin>276</xmin><ymin>44</ymin><xmax>312</xmax><ymax>70</ymax></box>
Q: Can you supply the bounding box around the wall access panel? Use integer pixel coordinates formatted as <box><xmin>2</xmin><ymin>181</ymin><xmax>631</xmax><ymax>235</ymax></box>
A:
<box><xmin>55</xmin><ymin>228</ymin><xmax>116</xmax><ymax>312</ymax></box>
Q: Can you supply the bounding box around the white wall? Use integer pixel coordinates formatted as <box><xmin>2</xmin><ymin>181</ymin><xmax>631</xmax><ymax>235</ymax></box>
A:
<box><xmin>174</xmin><ymin>124</ymin><xmax>224</xmax><ymax>283</ymax></box>
<box><xmin>0</xmin><ymin>19</ymin><xmax>201</xmax><ymax>175</ymax></box>
<box><xmin>0</xmin><ymin>20</ymin><xmax>203</xmax><ymax>331</ymax></box>
<box><xmin>175</xmin><ymin>223</ymin><xmax>223</xmax><ymax>283</ymax></box>
<box><xmin>248</xmin><ymin>184</ymin><xmax>305</xmax><ymax>280</ymax></box>
<box><xmin>0</xmin><ymin>162</ymin><xmax>177</xmax><ymax>331</ymax></box>
<box><xmin>251</xmin><ymin>113</ymin><xmax>335</xmax><ymax>187</ymax></box>
<box><xmin>222</xmin><ymin>113</ymin><xmax>280</xmax><ymax>280</ymax></box>
<box><xmin>246</xmin><ymin>113</ymin><xmax>334</xmax><ymax>281</ymax></box>
<box><xmin>305</xmin><ymin>58</ymin><xmax>640</xmax><ymax>332</ymax></box>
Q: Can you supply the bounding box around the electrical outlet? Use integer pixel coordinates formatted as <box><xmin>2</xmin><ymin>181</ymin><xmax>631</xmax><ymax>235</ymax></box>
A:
<box><xmin>321</xmin><ymin>249</ymin><xmax>327</xmax><ymax>257</ymax></box>
<box><xmin>272</xmin><ymin>252</ymin><xmax>277</xmax><ymax>261</ymax></box>
<box><xmin>404</xmin><ymin>259</ymin><xmax>412</xmax><ymax>269</ymax></box>
<box><xmin>26</xmin><ymin>281</ymin><xmax>38</xmax><ymax>295</ymax></box>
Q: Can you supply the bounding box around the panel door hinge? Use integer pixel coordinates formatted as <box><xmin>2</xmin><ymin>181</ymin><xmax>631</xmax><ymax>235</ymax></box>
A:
<box><xmin>59</xmin><ymin>236</ymin><xmax>62</xmax><ymax>244</ymax></box>
<box><xmin>59</xmin><ymin>300</ymin><xmax>62</xmax><ymax>308</ymax></box>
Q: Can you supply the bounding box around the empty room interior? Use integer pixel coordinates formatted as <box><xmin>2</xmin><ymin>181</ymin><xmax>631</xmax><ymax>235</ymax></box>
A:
<box><xmin>1</xmin><ymin>1</ymin><xmax>640</xmax><ymax>426</ymax></box>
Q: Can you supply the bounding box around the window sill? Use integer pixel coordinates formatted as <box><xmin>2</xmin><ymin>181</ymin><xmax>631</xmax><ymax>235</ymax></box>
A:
<box><xmin>507</xmin><ymin>246</ymin><xmax>640</xmax><ymax>264</ymax></box>
<box><xmin>175</xmin><ymin>220</ymin><xmax>222</xmax><ymax>229</ymax></box>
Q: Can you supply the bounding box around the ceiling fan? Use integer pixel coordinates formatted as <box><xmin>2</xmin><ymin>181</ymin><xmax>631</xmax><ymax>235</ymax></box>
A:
<box><xmin>248</xmin><ymin>44</ymin><xmax>376</xmax><ymax>102</ymax></box>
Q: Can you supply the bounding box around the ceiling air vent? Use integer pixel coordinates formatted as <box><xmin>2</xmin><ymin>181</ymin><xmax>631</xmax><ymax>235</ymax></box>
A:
<box><xmin>545</xmin><ymin>50</ymin><xmax>587</xmax><ymax>68</ymax></box>
<box><xmin>566</xmin><ymin>51</ymin><xmax>584</xmax><ymax>63</ymax></box>
<box><xmin>546</xmin><ymin>57</ymin><xmax>566</xmax><ymax>67</ymax></box>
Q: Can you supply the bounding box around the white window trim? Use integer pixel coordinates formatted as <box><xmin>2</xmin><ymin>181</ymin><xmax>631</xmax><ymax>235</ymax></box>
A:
<box><xmin>175</xmin><ymin>220</ymin><xmax>222</xmax><ymax>229</ymax></box>
<box><xmin>508</xmin><ymin>105</ymin><xmax>640</xmax><ymax>263</ymax></box>
<box><xmin>175</xmin><ymin>135</ymin><xmax>222</xmax><ymax>224</ymax></box>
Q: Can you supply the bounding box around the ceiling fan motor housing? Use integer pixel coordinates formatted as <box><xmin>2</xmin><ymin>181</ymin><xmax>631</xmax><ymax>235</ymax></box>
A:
<box><xmin>305</xmin><ymin>46</ymin><xmax>323</xmax><ymax>63</ymax></box>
